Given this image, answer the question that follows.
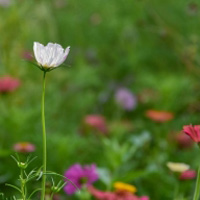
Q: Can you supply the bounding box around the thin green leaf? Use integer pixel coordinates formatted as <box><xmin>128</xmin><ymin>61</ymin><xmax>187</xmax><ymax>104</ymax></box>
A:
<box><xmin>44</xmin><ymin>171</ymin><xmax>79</xmax><ymax>191</ymax></box>
<box><xmin>51</xmin><ymin>177</ymin><xmax>55</xmax><ymax>187</ymax></box>
<box><xmin>27</xmin><ymin>156</ymin><xmax>37</xmax><ymax>165</ymax></box>
<box><xmin>58</xmin><ymin>181</ymin><xmax>67</xmax><ymax>191</ymax></box>
<box><xmin>5</xmin><ymin>184</ymin><xmax>21</xmax><ymax>193</ymax></box>
<box><xmin>27</xmin><ymin>188</ymin><xmax>42</xmax><ymax>200</ymax></box>
<box><xmin>10</xmin><ymin>155</ymin><xmax>18</xmax><ymax>165</ymax></box>
<box><xmin>12</xmin><ymin>196</ymin><xmax>17</xmax><ymax>200</ymax></box>
<box><xmin>36</xmin><ymin>171</ymin><xmax>43</xmax><ymax>181</ymax></box>
<box><xmin>14</xmin><ymin>153</ymin><xmax>20</xmax><ymax>161</ymax></box>
<box><xmin>56</xmin><ymin>180</ymin><xmax>62</xmax><ymax>188</ymax></box>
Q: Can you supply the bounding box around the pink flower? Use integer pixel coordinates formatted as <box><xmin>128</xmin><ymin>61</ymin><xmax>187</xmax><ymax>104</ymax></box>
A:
<box><xmin>64</xmin><ymin>164</ymin><xmax>98</xmax><ymax>195</ymax></box>
<box><xmin>183</xmin><ymin>125</ymin><xmax>200</xmax><ymax>143</ymax></box>
<box><xmin>88</xmin><ymin>186</ymin><xmax>149</xmax><ymax>200</ymax></box>
<box><xmin>140</xmin><ymin>197</ymin><xmax>149</xmax><ymax>200</ymax></box>
<box><xmin>84</xmin><ymin>115</ymin><xmax>108</xmax><ymax>134</ymax></box>
<box><xmin>0</xmin><ymin>76</ymin><xmax>20</xmax><ymax>93</ymax></box>
<box><xmin>13</xmin><ymin>142</ymin><xmax>36</xmax><ymax>153</ymax></box>
<box><xmin>88</xmin><ymin>186</ymin><xmax>116</xmax><ymax>199</ymax></box>
<box><xmin>22</xmin><ymin>50</ymin><xmax>34</xmax><ymax>61</ymax></box>
<box><xmin>180</xmin><ymin>170</ymin><xmax>196</xmax><ymax>180</ymax></box>
<box><xmin>88</xmin><ymin>186</ymin><xmax>138</xmax><ymax>200</ymax></box>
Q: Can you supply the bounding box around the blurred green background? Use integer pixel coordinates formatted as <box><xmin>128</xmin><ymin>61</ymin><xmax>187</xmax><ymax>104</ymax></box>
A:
<box><xmin>0</xmin><ymin>0</ymin><xmax>200</xmax><ymax>199</ymax></box>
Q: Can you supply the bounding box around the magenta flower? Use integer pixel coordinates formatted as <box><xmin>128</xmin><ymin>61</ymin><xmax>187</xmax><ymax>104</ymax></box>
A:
<box><xmin>183</xmin><ymin>125</ymin><xmax>200</xmax><ymax>143</ymax></box>
<box><xmin>64</xmin><ymin>164</ymin><xmax>98</xmax><ymax>195</ymax></box>
<box><xmin>0</xmin><ymin>76</ymin><xmax>20</xmax><ymax>93</ymax></box>
<box><xmin>115</xmin><ymin>88</ymin><xmax>137</xmax><ymax>111</ymax></box>
<box><xmin>180</xmin><ymin>170</ymin><xmax>196</xmax><ymax>180</ymax></box>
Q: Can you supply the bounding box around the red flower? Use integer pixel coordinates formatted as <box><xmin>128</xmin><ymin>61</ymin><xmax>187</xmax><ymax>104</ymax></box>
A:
<box><xmin>145</xmin><ymin>110</ymin><xmax>174</xmax><ymax>122</ymax></box>
<box><xmin>180</xmin><ymin>170</ymin><xmax>196</xmax><ymax>180</ymax></box>
<box><xmin>0</xmin><ymin>76</ymin><xmax>20</xmax><ymax>93</ymax></box>
<box><xmin>175</xmin><ymin>131</ymin><xmax>193</xmax><ymax>148</ymax></box>
<box><xmin>183</xmin><ymin>125</ymin><xmax>200</xmax><ymax>143</ymax></box>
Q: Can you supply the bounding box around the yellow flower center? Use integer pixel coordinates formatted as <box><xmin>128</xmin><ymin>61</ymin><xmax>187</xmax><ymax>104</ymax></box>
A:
<box><xmin>113</xmin><ymin>182</ymin><xmax>137</xmax><ymax>193</ymax></box>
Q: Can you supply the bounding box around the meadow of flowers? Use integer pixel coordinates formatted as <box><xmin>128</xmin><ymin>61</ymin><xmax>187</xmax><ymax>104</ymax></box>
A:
<box><xmin>0</xmin><ymin>0</ymin><xmax>200</xmax><ymax>200</ymax></box>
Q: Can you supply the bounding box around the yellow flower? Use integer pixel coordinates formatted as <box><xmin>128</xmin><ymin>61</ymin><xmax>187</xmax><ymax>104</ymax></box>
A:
<box><xmin>167</xmin><ymin>162</ymin><xmax>190</xmax><ymax>172</ymax></box>
<box><xmin>113</xmin><ymin>182</ymin><xmax>137</xmax><ymax>193</ymax></box>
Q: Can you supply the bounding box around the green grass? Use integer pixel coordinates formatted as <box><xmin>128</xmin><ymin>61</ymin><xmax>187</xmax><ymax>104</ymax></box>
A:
<box><xmin>0</xmin><ymin>0</ymin><xmax>200</xmax><ymax>199</ymax></box>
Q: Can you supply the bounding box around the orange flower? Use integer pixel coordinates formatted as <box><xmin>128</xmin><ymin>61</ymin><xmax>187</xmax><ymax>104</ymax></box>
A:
<box><xmin>145</xmin><ymin>110</ymin><xmax>174</xmax><ymax>122</ymax></box>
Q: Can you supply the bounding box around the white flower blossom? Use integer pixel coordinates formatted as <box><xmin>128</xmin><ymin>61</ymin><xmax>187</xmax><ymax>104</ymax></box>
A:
<box><xmin>33</xmin><ymin>42</ymin><xmax>70</xmax><ymax>71</ymax></box>
<box><xmin>166</xmin><ymin>162</ymin><xmax>190</xmax><ymax>173</ymax></box>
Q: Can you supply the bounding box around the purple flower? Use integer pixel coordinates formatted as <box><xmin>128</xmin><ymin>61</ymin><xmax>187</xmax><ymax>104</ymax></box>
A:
<box><xmin>115</xmin><ymin>88</ymin><xmax>137</xmax><ymax>111</ymax></box>
<box><xmin>64</xmin><ymin>164</ymin><xmax>98</xmax><ymax>195</ymax></box>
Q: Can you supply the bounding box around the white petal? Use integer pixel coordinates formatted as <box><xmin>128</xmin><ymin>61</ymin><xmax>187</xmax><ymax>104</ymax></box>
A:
<box><xmin>33</xmin><ymin>42</ymin><xmax>44</xmax><ymax>65</ymax></box>
<box><xmin>50</xmin><ymin>44</ymin><xmax>65</xmax><ymax>67</ymax></box>
<box><xmin>45</xmin><ymin>43</ymin><xmax>56</xmax><ymax>66</ymax></box>
<box><xmin>40</xmin><ymin>47</ymin><xmax>48</xmax><ymax>66</ymax></box>
<box><xmin>54</xmin><ymin>46</ymin><xmax>70</xmax><ymax>67</ymax></box>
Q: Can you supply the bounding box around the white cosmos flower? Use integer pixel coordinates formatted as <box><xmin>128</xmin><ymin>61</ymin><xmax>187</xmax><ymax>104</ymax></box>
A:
<box><xmin>33</xmin><ymin>42</ymin><xmax>70</xmax><ymax>71</ymax></box>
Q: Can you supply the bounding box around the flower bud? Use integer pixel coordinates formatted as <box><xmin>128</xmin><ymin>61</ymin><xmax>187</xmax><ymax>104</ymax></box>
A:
<box><xmin>18</xmin><ymin>162</ymin><xmax>28</xmax><ymax>169</ymax></box>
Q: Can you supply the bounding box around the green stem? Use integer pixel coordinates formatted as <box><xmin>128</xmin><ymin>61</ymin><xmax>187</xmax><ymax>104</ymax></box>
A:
<box><xmin>50</xmin><ymin>192</ymin><xmax>54</xmax><ymax>200</ymax></box>
<box><xmin>193</xmin><ymin>164</ymin><xmax>200</xmax><ymax>200</ymax></box>
<box><xmin>20</xmin><ymin>169</ymin><xmax>26</xmax><ymax>200</ymax></box>
<box><xmin>173</xmin><ymin>181</ymin><xmax>179</xmax><ymax>199</ymax></box>
<box><xmin>41</xmin><ymin>71</ymin><xmax>47</xmax><ymax>200</ymax></box>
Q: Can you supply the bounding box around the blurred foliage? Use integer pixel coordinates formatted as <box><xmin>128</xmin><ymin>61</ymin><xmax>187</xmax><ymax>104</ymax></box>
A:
<box><xmin>0</xmin><ymin>0</ymin><xmax>200</xmax><ymax>199</ymax></box>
